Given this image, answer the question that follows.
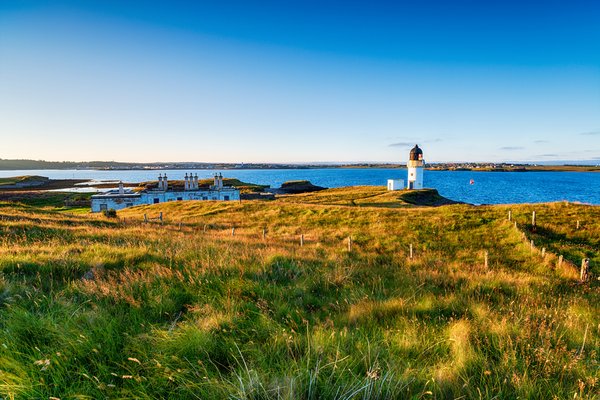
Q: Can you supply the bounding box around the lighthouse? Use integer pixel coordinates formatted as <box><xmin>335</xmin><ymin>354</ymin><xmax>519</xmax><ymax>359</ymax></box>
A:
<box><xmin>407</xmin><ymin>144</ymin><xmax>424</xmax><ymax>190</ymax></box>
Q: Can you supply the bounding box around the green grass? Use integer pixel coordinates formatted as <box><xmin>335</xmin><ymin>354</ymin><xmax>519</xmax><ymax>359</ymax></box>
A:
<box><xmin>0</xmin><ymin>192</ymin><xmax>92</xmax><ymax>209</ymax></box>
<box><xmin>0</xmin><ymin>188</ymin><xmax>598</xmax><ymax>399</ymax></box>
<box><xmin>0</xmin><ymin>176</ymin><xmax>47</xmax><ymax>187</ymax></box>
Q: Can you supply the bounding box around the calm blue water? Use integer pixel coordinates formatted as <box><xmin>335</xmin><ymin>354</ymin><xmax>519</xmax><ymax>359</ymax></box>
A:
<box><xmin>1</xmin><ymin>169</ymin><xmax>599</xmax><ymax>205</ymax></box>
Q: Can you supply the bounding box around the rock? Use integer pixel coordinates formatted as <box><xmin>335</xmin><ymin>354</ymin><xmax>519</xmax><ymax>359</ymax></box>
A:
<box><xmin>398</xmin><ymin>189</ymin><xmax>463</xmax><ymax>206</ymax></box>
<box><xmin>82</xmin><ymin>270</ymin><xmax>95</xmax><ymax>281</ymax></box>
<box><xmin>277</xmin><ymin>180</ymin><xmax>326</xmax><ymax>194</ymax></box>
<box><xmin>82</xmin><ymin>263</ymin><xmax>105</xmax><ymax>281</ymax></box>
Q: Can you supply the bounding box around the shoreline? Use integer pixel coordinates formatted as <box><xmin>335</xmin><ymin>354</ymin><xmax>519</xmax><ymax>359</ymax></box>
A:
<box><xmin>0</xmin><ymin>165</ymin><xmax>599</xmax><ymax>173</ymax></box>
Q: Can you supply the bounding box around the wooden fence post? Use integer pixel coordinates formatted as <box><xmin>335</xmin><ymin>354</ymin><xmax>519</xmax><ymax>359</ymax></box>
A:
<box><xmin>203</xmin><ymin>224</ymin><xmax>207</xmax><ymax>233</ymax></box>
<box><xmin>484</xmin><ymin>251</ymin><xmax>489</xmax><ymax>269</ymax></box>
<box><xmin>580</xmin><ymin>258</ymin><xmax>590</xmax><ymax>282</ymax></box>
<box><xmin>576</xmin><ymin>220</ymin><xmax>580</xmax><ymax>230</ymax></box>
<box><xmin>300</xmin><ymin>234</ymin><xmax>304</xmax><ymax>247</ymax></box>
<box><xmin>409</xmin><ymin>243</ymin><xmax>413</xmax><ymax>259</ymax></box>
<box><xmin>348</xmin><ymin>236</ymin><xmax>352</xmax><ymax>252</ymax></box>
<box><xmin>178</xmin><ymin>222</ymin><xmax>182</xmax><ymax>231</ymax></box>
<box><xmin>159</xmin><ymin>212</ymin><xmax>163</xmax><ymax>222</ymax></box>
<box><xmin>530</xmin><ymin>240</ymin><xmax>534</xmax><ymax>252</ymax></box>
<box><xmin>508</xmin><ymin>210</ymin><xmax>512</xmax><ymax>221</ymax></box>
<box><xmin>144</xmin><ymin>213</ymin><xmax>148</xmax><ymax>223</ymax></box>
<box><xmin>231</xmin><ymin>227</ymin><xmax>235</xmax><ymax>236</ymax></box>
<box><xmin>541</xmin><ymin>247</ymin><xmax>546</xmax><ymax>259</ymax></box>
<box><xmin>262</xmin><ymin>228</ymin><xmax>266</xmax><ymax>240</ymax></box>
<box><xmin>531</xmin><ymin>211</ymin><xmax>536</xmax><ymax>231</ymax></box>
<box><xmin>558</xmin><ymin>255</ymin><xmax>563</xmax><ymax>269</ymax></box>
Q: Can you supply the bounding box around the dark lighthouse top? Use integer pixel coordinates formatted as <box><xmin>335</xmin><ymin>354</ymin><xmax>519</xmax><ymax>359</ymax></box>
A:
<box><xmin>409</xmin><ymin>145</ymin><xmax>423</xmax><ymax>161</ymax></box>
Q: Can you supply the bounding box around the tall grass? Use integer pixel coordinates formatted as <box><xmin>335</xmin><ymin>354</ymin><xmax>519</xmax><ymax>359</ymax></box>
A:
<box><xmin>0</xmin><ymin>190</ymin><xmax>598</xmax><ymax>398</ymax></box>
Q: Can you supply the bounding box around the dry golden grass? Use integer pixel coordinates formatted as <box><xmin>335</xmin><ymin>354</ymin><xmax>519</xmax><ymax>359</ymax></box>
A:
<box><xmin>0</xmin><ymin>191</ymin><xmax>598</xmax><ymax>399</ymax></box>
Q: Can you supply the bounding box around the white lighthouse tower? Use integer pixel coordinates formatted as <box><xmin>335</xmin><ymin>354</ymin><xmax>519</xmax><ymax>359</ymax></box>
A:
<box><xmin>407</xmin><ymin>144</ymin><xmax>424</xmax><ymax>190</ymax></box>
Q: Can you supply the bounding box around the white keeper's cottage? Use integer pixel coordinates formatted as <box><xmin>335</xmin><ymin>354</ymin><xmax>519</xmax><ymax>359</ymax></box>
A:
<box><xmin>91</xmin><ymin>173</ymin><xmax>240</xmax><ymax>212</ymax></box>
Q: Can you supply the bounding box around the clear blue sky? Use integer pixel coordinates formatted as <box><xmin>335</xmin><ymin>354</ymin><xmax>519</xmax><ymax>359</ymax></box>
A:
<box><xmin>1</xmin><ymin>0</ymin><xmax>599</xmax><ymax>163</ymax></box>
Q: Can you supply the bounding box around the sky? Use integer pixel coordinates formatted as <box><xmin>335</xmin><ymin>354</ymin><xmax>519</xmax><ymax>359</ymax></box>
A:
<box><xmin>1</xmin><ymin>0</ymin><xmax>599</xmax><ymax>163</ymax></box>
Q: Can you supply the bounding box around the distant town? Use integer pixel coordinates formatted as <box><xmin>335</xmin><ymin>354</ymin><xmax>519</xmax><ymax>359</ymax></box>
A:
<box><xmin>0</xmin><ymin>158</ymin><xmax>598</xmax><ymax>172</ymax></box>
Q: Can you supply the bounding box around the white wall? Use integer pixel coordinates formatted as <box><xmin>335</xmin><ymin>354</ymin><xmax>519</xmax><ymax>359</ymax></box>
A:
<box><xmin>387</xmin><ymin>179</ymin><xmax>404</xmax><ymax>191</ymax></box>
<box><xmin>91</xmin><ymin>188</ymin><xmax>240</xmax><ymax>212</ymax></box>
<box><xmin>407</xmin><ymin>167</ymin><xmax>424</xmax><ymax>189</ymax></box>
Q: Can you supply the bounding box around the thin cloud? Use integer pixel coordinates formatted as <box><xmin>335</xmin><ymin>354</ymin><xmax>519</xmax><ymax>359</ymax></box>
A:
<box><xmin>499</xmin><ymin>146</ymin><xmax>525</xmax><ymax>151</ymax></box>
<box><xmin>388</xmin><ymin>142</ymin><xmax>414</xmax><ymax>147</ymax></box>
<box><xmin>535</xmin><ymin>153</ymin><xmax>559</xmax><ymax>157</ymax></box>
<box><xmin>580</xmin><ymin>130</ymin><xmax>600</xmax><ymax>136</ymax></box>
<box><xmin>533</xmin><ymin>140</ymin><xmax>549</xmax><ymax>144</ymax></box>
<box><xmin>387</xmin><ymin>137</ymin><xmax>444</xmax><ymax>147</ymax></box>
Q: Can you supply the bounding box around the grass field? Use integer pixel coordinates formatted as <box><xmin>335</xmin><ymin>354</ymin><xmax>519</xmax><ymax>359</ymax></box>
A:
<box><xmin>0</xmin><ymin>187</ymin><xmax>598</xmax><ymax>399</ymax></box>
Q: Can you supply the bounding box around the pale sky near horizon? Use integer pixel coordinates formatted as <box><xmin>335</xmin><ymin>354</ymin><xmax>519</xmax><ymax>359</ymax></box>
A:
<box><xmin>1</xmin><ymin>1</ymin><xmax>599</xmax><ymax>163</ymax></box>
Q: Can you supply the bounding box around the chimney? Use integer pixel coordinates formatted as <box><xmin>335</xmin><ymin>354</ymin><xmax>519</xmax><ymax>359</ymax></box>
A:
<box><xmin>118</xmin><ymin>181</ymin><xmax>124</xmax><ymax>195</ymax></box>
<box><xmin>184</xmin><ymin>173</ymin><xmax>189</xmax><ymax>191</ymax></box>
<box><xmin>194</xmin><ymin>173</ymin><xmax>199</xmax><ymax>190</ymax></box>
<box><xmin>219</xmin><ymin>173</ymin><xmax>223</xmax><ymax>189</ymax></box>
<box><xmin>214</xmin><ymin>173</ymin><xmax>218</xmax><ymax>188</ymax></box>
<box><xmin>163</xmin><ymin>174</ymin><xmax>168</xmax><ymax>191</ymax></box>
<box><xmin>158</xmin><ymin>173</ymin><xmax>163</xmax><ymax>190</ymax></box>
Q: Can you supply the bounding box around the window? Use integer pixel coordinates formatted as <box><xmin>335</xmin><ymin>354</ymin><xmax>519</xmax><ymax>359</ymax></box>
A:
<box><xmin>125</xmin><ymin>203</ymin><xmax>133</xmax><ymax>207</ymax></box>
<box><xmin>153</xmin><ymin>198</ymin><xmax>160</xmax><ymax>204</ymax></box>
<box><xmin>177</xmin><ymin>197</ymin><xmax>183</xmax><ymax>201</ymax></box>
<box><xmin>224</xmin><ymin>195</ymin><xmax>230</xmax><ymax>201</ymax></box>
<box><xmin>100</xmin><ymin>204</ymin><xmax>108</xmax><ymax>211</ymax></box>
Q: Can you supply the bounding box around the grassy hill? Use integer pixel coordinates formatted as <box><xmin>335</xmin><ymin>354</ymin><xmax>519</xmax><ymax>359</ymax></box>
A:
<box><xmin>0</xmin><ymin>175</ymin><xmax>48</xmax><ymax>187</ymax></box>
<box><xmin>0</xmin><ymin>188</ymin><xmax>598</xmax><ymax>399</ymax></box>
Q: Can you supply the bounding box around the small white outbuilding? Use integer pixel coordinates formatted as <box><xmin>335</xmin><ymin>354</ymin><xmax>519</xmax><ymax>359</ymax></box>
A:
<box><xmin>387</xmin><ymin>179</ymin><xmax>404</xmax><ymax>191</ymax></box>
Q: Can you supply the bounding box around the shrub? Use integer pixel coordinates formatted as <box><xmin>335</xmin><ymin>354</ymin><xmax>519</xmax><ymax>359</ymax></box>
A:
<box><xmin>103</xmin><ymin>208</ymin><xmax>117</xmax><ymax>218</ymax></box>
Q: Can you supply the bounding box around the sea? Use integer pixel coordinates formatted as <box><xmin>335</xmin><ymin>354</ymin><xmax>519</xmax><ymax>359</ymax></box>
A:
<box><xmin>1</xmin><ymin>168</ymin><xmax>599</xmax><ymax>205</ymax></box>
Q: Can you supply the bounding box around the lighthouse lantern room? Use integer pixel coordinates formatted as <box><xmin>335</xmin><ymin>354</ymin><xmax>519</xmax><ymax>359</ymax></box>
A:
<box><xmin>407</xmin><ymin>144</ymin><xmax>424</xmax><ymax>190</ymax></box>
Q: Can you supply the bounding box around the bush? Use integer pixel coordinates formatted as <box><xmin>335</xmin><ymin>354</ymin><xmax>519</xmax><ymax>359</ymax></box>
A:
<box><xmin>103</xmin><ymin>208</ymin><xmax>117</xmax><ymax>218</ymax></box>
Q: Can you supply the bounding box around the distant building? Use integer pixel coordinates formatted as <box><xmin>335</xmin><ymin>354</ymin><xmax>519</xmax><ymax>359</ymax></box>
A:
<box><xmin>407</xmin><ymin>144</ymin><xmax>424</xmax><ymax>190</ymax></box>
<box><xmin>91</xmin><ymin>173</ymin><xmax>240</xmax><ymax>212</ymax></box>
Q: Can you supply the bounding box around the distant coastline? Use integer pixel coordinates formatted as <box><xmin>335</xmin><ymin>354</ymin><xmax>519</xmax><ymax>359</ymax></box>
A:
<box><xmin>0</xmin><ymin>159</ymin><xmax>598</xmax><ymax>172</ymax></box>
